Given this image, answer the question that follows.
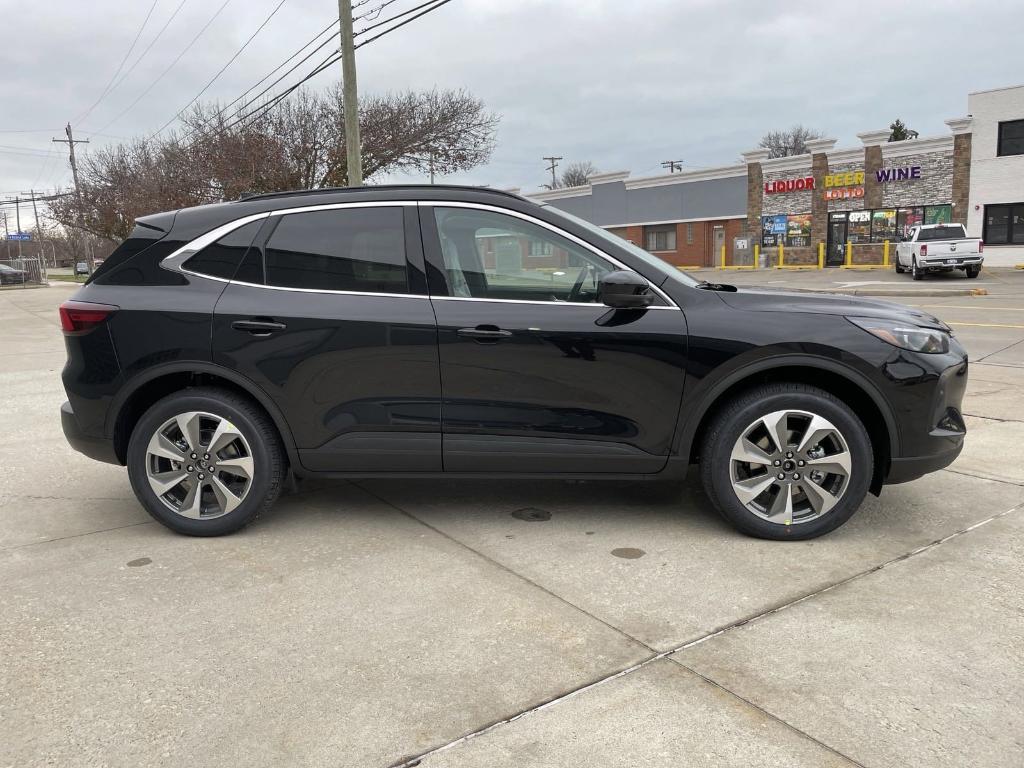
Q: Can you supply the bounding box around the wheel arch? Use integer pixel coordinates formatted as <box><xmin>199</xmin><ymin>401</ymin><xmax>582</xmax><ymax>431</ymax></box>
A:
<box><xmin>678</xmin><ymin>356</ymin><xmax>898</xmax><ymax>495</ymax></box>
<box><xmin>107</xmin><ymin>362</ymin><xmax>299</xmax><ymax>469</ymax></box>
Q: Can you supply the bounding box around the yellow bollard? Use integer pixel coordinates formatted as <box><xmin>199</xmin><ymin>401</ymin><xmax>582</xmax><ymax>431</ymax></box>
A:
<box><xmin>845</xmin><ymin>241</ymin><xmax>852</xmax><ymax>267</ymax></box>
<box><xmin>883</xmin><ymin>240</ymin><xmax>890</xmax><ymax>267</ymax></box>
<box><xmin>721</xmin><ymin>244</ymin><xmax>726</xmax><ymax>269</ymax></box>
<box><xmin>753</xmin><ymin>243</ymin><xmax>759</xmax><ymax>269</ymax></box>
<box><xmin>778</xmin><ymin>242</ymin><xmax>784</xmax><ymax>268</ymax></box>
<box><xmin>817</xmin><ymin>242</ymin><xmax>825</xmax><ymax>269</ymax></box>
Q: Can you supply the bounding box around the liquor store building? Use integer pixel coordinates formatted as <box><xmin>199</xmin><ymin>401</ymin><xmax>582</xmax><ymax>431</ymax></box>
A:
<box><xmin>529</xmin><ymin>119</ymin><xmax>977</xmax><ymax>268</ymax></box>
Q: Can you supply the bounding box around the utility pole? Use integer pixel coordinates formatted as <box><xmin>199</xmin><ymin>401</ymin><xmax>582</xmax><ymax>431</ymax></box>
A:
<box><xmin>53</xmin><ymin>123</ymin><xmax>92</xmax><ymax>271</ymax></box>
<box><xmin>543</xmin><ymin>156</ymin><xmax>562</xmax><ymax>189</ymax></box>
<box><xmin>24</xmin><ymin>190</ymin><xmax>47</xmax><ymax>270</ymax></box>
<box><xmin>2</xmin><ymin>212</ymin><xmax>9</xmax><ymax>260</ymax></box>
<box><xmin>338</xmin><ymin>0</ymin><xmax>362</xmax><ymax>186</ymax></box>
<box><xmin>428</xmin><ymin>152</ymin><xmax>435</xmax><ymax>184</ymax></box>
<box><xmin>661</xmin><ymin>159</ymin><xmax>684</xmax><ymax>173</ymax></box>
<box><xmin>14</xmin><ymin>196</ymin><xmax>22</xmax><ymax>262</ymax></box>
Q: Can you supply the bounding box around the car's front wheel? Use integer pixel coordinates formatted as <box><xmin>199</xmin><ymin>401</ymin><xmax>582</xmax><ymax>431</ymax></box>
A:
<box><xmin>700</xmin><ymin>383</ymin><xmax>872</xmax><ymax>540</ymax></box>
<box><xmin>127</xmin><ymin>387</ymin><xmax>284</xmax><ymax>536</ymax></box>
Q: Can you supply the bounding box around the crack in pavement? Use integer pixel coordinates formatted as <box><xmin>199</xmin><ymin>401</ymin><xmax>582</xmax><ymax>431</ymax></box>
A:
<box><xmin>376</xmin><ymin>486</ymin><xmax>1024</xmax><ymax>768</ymax></box>
<box><xmin>370</xmin><ymin>479</ymin><xmax>1024</xmax><ymax>765</ymax></box>
<box><xmin>0</xmin><ymin>520</ymin><xmax>154</xmax><ymax>552</ymax></box>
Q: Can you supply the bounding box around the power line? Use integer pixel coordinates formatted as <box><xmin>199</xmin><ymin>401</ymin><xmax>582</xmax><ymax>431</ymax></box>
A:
<box><xmin>353</xmin><ymin>0</ymin><xmax>454</xmax><ymax>47</ymax></box>
<box><xmin>75</xmin><ymin>0</ymin><xmax>161</xmax><ymax>125</ymax></box>
<box><xmin>149</xmin><ymin>0</ymin><xmax>288</xmax><ymax>138</ymax></box>
<box><xmin>353</xmin><ymin>0</ymin><xmax>399</xmax><ymax>23</ymax></box>
<box><xmin>94</xmin><ymin>0</ymin><xmax>191</xmax><ymax>119</ymax></box>
<box><xmin>661</xmin><ymin>159</ymin><xmax>684</xmax><ymax>173</ymax></box>
<box><xmin>92</xmin><ymin>0</ymin><xmax>233</xmax><ymax>135</ymax></box>
<box><xmin>353</xmin><ymin>0</ymin><xmax>442</xmax><ymax>36</ymax></box>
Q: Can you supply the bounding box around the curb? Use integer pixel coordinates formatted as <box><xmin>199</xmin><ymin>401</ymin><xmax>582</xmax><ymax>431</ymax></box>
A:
<box><xmin>782</xmin><ymin>287</ymin><xmax>987</xmax><ymax>298</ymax></box>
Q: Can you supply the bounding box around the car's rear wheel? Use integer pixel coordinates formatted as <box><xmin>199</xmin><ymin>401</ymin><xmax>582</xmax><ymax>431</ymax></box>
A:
<box><xmin>127</xmin><ymin>387</ymin><xmax>284</xmax><ymax>536</ymax></box>
<box><xmin>894</xmin><ymin>258</ymin><xmax>904</xmax><ymax>274</ymax></box>
<box><xmin>965</xmin><ymin>264</ymin><xmax>981</xmax><ymax>278</ymax></box>
<box><xmin>700</xmin><ymin>383</ymin><xmax>872</xmax><ymax>540</ymax></box>
<box><xmin>912</xmin><ymin>257</ymin><xmax>923</xmax><ymax>280</ymax></box>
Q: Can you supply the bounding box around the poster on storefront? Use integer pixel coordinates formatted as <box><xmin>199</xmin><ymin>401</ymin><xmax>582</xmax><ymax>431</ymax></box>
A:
<box><xmin>924</xmin><ymin>205</ymin><xmax>952</xmax><ymax>225</ymax></box>
<box><xmin>785</xmin><ymin>214</ymin><xmax>812</xmax><ymax>247</ymax></box>
<box><xmin>761</xmin><ymin>215</ymin><xmax>787</xmax><ymax>247</ymax></box>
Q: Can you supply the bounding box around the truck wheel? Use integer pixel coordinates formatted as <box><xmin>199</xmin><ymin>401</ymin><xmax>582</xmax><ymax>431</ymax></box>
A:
<box><xmin>912</xmin><ymin>258</ymin><xmax>923</xmax><ymax>281</ymax></box>
<box><xmin>966</xmin><ymin>265</ymin><xmax>981</xmax><ymax>279</ymax></box>
<box><xmin>894</xmin><ymin>259</ymin><xmax>904</xmax><ymax>274</ymax></box>
<box><xmin>127</xmin><ymin>387</ymin><xmax>285</xmax><ymax>536</ymax></box>
<box><xmin>699</xmin><ymin>383</ymin><xmax>872</xmax><ymax>540</ymax></box>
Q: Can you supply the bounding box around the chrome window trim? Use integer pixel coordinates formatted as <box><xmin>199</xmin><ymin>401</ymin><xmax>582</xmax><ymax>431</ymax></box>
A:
<box><xmin>160</xmin><ymin>198</ymin><xmax>679</xmax><ymax>309</ymax></box>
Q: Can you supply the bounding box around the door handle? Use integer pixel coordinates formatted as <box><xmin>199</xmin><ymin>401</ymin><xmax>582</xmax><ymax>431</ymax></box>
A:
<box><xmin>232</xmin><ymin>319</ymin><xmax>287</xmax><ymax>335</ymax></box>
<box><xmin>457</xmin><ymin>326</ymin><xmax>512</xmax><ymax>343</ymax></box>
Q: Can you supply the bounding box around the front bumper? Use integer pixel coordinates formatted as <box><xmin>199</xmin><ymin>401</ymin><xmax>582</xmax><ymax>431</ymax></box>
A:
<box><xmin>61</xmin><ymin>400</ymin><xmax>120</xmax><ymax>465</ymax></box>
<box><xmin>886</xmin><ymin>442</ymin><xmax>964</xmax><ymax>484</ymax></box>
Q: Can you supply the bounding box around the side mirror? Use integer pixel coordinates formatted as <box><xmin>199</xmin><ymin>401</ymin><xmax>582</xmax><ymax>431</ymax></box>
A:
<box><xmin>598</xmin><ymin>270</ymin><xmax>655</xmax><ymax>309</ymax></box>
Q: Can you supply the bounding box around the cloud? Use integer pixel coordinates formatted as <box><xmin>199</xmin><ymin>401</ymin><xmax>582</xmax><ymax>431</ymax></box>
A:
<box><xmin>1</xmin><ymin>0</ymin><xmax>1021</xmax><ymax>209</ymax></box>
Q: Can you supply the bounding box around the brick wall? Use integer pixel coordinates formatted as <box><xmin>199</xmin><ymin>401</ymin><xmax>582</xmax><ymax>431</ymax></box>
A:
<box><xmin>863</xmin><ymin>145</ymin><xmax>883</xmax><ymax>209</ymax></box>
<box><xmin>951</xmin><ymin>134</ymin><xmax>971</xmax><ymax>225</ymax></box>
<box><xmin>879</xmin><ymin>149</ymin><xmax>955</xmax><ymax>209</ymax></box>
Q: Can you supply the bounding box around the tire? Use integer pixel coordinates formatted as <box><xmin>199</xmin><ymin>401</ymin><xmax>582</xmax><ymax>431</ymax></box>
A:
<box><xmin>911</xmin><ymin>257</ymin><xmax>923</xmax><ymax>280</ymax></box>
<box><xmin>965</xmin><ymin>265</ymin><xmax>981</xmax><ymax>279</ymax></box>
<box><xmin>894</xmin><ymin>258</ymin><xmax>904</xmax><ymax>274</ymax></box>
<box><xmin>127</xmin><ymin>387</ymin><xmax>284</xmax><ymax>536</ymax></box>
<box><xmin>699</xmin><ymin>383</ymin><xmax>873</xmax><ymax>541</ymax></box>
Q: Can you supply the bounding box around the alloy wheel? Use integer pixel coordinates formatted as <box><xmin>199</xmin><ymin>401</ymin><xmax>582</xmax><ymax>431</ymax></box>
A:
<box><xmin>145</xmin><ymin>411</ymin><xmax>254</xmax><ymax>519</ymax></box>
<box><xmin>729</xmin><ymin>409</ymin><xmax>852</xmax><ymax>525</ymax></box>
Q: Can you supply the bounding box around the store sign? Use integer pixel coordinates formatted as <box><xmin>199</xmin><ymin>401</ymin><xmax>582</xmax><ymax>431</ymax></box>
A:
<box><xmin>823</xmin><ymin>170</ymin><xmax>864</xmax><ymax>201</ymax></box>
<box><xmin>764</xmin><ymin>176</ymin><xmax>814</xmax><ymax>194</ymax></box>
<box><xmin>824</xmin><ymin>171</ymin><xmax>864</xmax><ymax>188</ymax></box>
<box><xmin>760</xmin><ymin>214</ymin><xmax>787</xmax><ymax>246</ymax></box>
<box><xmin>876</xmin><ymin>165</ymin><xmax>922</xmax><ymax>183</ymax></box>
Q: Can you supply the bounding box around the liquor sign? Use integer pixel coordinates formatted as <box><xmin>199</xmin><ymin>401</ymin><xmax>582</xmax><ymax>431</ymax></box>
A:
<box><xmin>764</xmin><ymin>176</ymin><xmax>814</xmax><ymax>194</ymax></box>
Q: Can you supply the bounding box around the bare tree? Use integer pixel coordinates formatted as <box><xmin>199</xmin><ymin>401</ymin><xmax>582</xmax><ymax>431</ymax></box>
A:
<box><xmin>560</xmin><ymin>161</ymin><xmax>597</xmax><ymax>188</ymax></box>
<box><xmin>50</xmin><ymin>87</ymin><xmax>499</xmax><ymax>241</ymax></box>
<box><xmin>758</xmin><ymin>125</ymin><xmax>825</xmax><ymax>158</ymax></box>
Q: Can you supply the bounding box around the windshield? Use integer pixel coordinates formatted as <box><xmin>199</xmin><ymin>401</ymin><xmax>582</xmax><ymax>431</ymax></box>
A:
<box><xmin>918</xmin><ymin>225</ymin><xmax>967</xmax><ymax>241</ymax></box>
<box><xmin>543</xmin><ymin>206</ymin><xmax>701</xmax><ymax>287</ymax></box>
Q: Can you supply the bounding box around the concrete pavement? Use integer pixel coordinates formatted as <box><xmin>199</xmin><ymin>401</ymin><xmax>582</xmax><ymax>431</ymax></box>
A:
<box><xmin>1</xmin><ymin>283</ymin><xmax>1022</xmax><ymax>767</ymax></box>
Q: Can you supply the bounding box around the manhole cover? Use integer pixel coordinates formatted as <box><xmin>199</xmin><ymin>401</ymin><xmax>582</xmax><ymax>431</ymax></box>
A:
<box><xmin>511</xmin><ymin>507</ymin><xmax>551</xmax><ymax>522</ymax></box>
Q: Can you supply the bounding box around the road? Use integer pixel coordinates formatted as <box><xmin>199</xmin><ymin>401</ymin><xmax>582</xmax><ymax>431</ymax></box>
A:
<box><xmin>1</xmin><ymin>279</ymin><xmax>1022</xmax><ymax>767</ymax></box>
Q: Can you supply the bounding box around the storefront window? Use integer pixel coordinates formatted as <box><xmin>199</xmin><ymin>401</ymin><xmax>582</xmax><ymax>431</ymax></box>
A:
<box><xmin>924</xmin><ymin>205</ymin><xmax>952</xmax><ymax>225</ymax></box>
<box><xmin>984</xmin><ymin>203</ymin><xmax>1024</xmax><ymax>245</ymax></box>
<box><xmin>871</xmin><ymin>210</ymin><xmax>897</xmax><ymax>242</ymax></box>
<box><xmin>644</xmin><ymin>225</ymin><xmax>676</xmax><ymax>252</ymax></box>
<box><xmin>897</xmin><ymin>208</ymin><xmax>924</xmax><ymax>240</ymax></box>
<box><xmin>847</xmin><ymin>211</ymin><xmax>871</xmax><ymax>243</ymax></box>
<box><xmin>785</xmin><ymin>214</ymin><xmax>812</xmax><ymax>247</ymax></box>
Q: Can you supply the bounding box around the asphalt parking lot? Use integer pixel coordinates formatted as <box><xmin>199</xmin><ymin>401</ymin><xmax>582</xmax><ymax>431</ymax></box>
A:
<box><xmin>2</xmin><ymin>273</ymin><xmax>1023</xmax><ymax>767</ymax></box>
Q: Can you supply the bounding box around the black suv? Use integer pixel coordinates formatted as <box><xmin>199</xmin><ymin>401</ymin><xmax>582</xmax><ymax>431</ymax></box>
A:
<box><xmin>60</xmin><ymin>186</ymin><xmax>968</xmax><ymax>539</ymax></box>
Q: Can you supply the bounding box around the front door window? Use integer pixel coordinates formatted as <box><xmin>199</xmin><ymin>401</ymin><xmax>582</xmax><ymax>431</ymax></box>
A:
<box><xmin>432</xmin><ymin>207</ymin><xmax>614</xmax><ymax>303</ymax></box>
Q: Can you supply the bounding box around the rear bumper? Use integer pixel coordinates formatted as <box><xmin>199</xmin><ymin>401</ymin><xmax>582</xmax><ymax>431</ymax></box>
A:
<box><xmin>920</xmin><ymin>256</ymin><xmax>983</xmax><ymax>268</ymax></box>
<box><xmin>61</xmin><ymin>400</ymin><xmax>120</xmax><ymax>465</ymax></box>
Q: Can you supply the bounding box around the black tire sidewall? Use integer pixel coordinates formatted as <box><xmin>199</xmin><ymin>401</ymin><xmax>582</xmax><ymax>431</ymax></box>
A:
<box><xmin>705</xmin><ymin>387</ymin><xmax>872</xmax><ymax>540</ymax></box>
<box><xmin>127</xmin><ymin>390</ymin><xmax>280</xmax><ymax>536</ymax></box>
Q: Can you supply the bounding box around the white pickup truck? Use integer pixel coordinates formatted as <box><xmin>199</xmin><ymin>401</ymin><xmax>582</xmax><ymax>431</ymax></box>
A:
<box><xmin>895</xmin><ymin>223</ymin><xmax>983</xmax><ymax>280</ymax></box>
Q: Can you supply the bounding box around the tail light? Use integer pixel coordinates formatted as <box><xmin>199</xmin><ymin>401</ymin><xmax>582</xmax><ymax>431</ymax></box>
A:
<box><xmin>59</xmin><ymin>301</ymin><xmax>118</xmax><ymax>334</ymax></box>
<box><xmin>920</xmin><ymin>244</ymin><xmax>928</xmax><ymax>257</ymax></box>
<box><xmin>980</xmin><ymin>241</ymin><xmax>984</xmax><ymax>253</ymax></box>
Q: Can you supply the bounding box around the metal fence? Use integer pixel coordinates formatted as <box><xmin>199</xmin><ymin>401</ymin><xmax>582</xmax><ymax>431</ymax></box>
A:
<box><xmin>0</xmin><ymin>257</ymin><xmax>48</xmax><ymax>287</ymax></box>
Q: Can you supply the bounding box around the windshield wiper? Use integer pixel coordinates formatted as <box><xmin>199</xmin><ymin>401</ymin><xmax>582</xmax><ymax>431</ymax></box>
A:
<box><xmin>695</xmin><ymin>280</ymin><xmax>737</xmax><ymax>292</ymax></box>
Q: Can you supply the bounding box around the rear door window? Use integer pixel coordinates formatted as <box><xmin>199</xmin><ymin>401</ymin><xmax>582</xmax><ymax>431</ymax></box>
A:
<box><xmin>264</xmin><ymin>208</ymin><xmax>408</xmax><ymax>293</ymax></box>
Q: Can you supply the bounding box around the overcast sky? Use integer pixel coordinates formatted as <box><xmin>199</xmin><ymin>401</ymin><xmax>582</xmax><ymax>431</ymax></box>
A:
<box><xmin>1</xmin><ymin>0</ymin><xmax>1021</xmax><ymax>226</ymax></box>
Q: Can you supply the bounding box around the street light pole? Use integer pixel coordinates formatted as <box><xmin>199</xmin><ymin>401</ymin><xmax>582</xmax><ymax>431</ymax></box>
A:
<box><xmin>338</xmin><ymin>0</ymin><xmax>362</xmax><ymax>186</ymax></box>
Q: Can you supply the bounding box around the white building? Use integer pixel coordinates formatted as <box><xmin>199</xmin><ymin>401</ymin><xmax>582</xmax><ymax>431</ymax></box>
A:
<box><xmin>967</xmin><ymin>84</ymin><xmax>1024</xmax><ymax>266</ymax></box>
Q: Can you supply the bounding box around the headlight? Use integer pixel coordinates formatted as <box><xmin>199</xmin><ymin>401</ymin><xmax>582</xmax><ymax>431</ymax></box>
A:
<box><xmin>847</xmin><ymin>317</ymin><xmax>950</xmax><ymax>354</ymax></box>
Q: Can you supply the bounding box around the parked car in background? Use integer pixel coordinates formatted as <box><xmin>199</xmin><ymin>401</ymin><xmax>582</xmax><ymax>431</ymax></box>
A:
<box><xmin>0</xmin><ymin>263</ymin><xmax>28</xmax><ymax>285</ymax></box>
<box><xmin>60</xmin><ymin>186</ymin><xmax>968</xmax><ymax>541</ymax></box>
<box><xmin>895</xmin><ymin>223</ymin><xmax>983</xmax><ymax>279</ymax></box>
<box><xmin>74</xmin><ymin>261</ymin><xmax>90</xmax><ymax>276</ymax></box>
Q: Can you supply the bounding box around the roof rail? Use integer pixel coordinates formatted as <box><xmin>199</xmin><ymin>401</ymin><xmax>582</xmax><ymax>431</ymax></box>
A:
<box><xmin>236</xmin><ymin>184</ymin><xmax>526</xmax><ymax>203</ymax></box>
